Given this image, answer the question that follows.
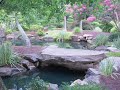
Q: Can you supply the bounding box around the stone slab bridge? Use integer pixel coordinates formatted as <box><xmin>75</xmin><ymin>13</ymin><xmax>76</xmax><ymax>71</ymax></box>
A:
<box><xmin>22</xmin><ymin>45</ymin><xmax>107</xmax><ymax>71</ymax></box>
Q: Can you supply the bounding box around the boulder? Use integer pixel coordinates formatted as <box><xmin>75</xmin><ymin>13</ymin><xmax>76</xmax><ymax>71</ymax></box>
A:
<box><xmin>21</xmin><ymin>60</ymin><xmax>36</xmax><ymax>70</ymax></box>
<box><xmin>22</xmin><ymin>54</ymin><xmax>42</xmax><ymax>63</ymax></box>
<box><xmin>0</xmin><ymin>77</ymin><xmax>7</xmax><ymax>90</ymax></box>
<box><xmin>38</xmin><ymin>45</ymin><xmax>107</xmax><ymax>70</ymax></box>
<box><xmin>0</xmin><ymin>67</ymin><xmax>25</xmax><ymax>76</ymax></box>
<box><xmin>71</xmin><ymin>35</ymin><xmax>80</xmax><ymax>42</ymax></box>
<box><xmin>6</xmin><ymin>34</ymin><xmax>15</xmax><ymax>40</ymax></box>
<box><xmin>95</xmin><ymin>45</ymin><xmax>109</xmax><ymax>51</ymax></box>
<box><xmin>85</xmin><ymin>68</ymin><xmax>101</xmax><ymax>78</ymax></box>
<box><xmin>83</xmin><ymin>34</ymin><xmax>93</xmax><ymax>40</ymax></box>
<box><xmin>84</xmin><ymin>75</ymin><xmax>100</xmax><ymax>84</ymax></box>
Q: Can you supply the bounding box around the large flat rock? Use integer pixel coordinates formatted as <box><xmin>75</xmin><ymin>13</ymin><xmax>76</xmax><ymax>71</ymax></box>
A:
<box><xmin>38</xmin><ymin>45</ymin><xmax>107</xmax><ymax>70</ymax></box>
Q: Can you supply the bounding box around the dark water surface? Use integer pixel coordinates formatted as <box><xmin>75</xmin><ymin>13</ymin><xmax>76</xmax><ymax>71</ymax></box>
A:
<box><xmin>3</xmin><ymin>66</ymin><xmax>86</xmax><ymax>90</ymax></box>
<box><xmin>13</xmin><ymin>39</ymin><xmax>92</xmax><ymax>49</ymax></box>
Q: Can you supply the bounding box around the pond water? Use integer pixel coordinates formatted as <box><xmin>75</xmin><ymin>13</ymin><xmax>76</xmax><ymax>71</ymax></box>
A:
<box><xmin>2</xmin><ymin>66</ymin><xmax>86</xmax><ymax>90</ymax></box>
<box><xmin>13</xmin><ymin>39</ymin><xmax>92</xmax><ymax>49</ymax></box>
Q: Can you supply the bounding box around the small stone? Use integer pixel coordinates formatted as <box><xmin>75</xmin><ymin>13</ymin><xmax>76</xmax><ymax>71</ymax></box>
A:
<box><xmin>107</xmin><ymin>47</ymin><xmax>120</xmax><ymax>52</ymax></box>
<box><xmin>43</xmin><ymin>37</ymin><xmax>54</xmax><ymax>42</ymax></box>
<box><xmin>0</xmin><ymin>67</ymin><xmax>25</xmax><ymax>76</ymax></box>
<box><xmin>48</xmin><ymin>83</ymin><xmax>59</xmax><ymax>90</ymax></box>
<box><xmin>70</xmin><ymin>79</ymin><xmax>88</xmax><ymax>86</ymax></box>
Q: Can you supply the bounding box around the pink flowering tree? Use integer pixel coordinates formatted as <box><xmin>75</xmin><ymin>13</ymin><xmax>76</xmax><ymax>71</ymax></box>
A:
<box><xmin>65</xmin><ymin>3</ymin><xmax>88</xmax><ymax>23</ymax></box>
<box><xmin>65</xmin><ymin>2</ymin><xmax>99</xmax><ymax>30</ymax></box>
<box><xmin>102</xmin><ymin>0</ymin><xmax>120</xmax><ymax>31</ymax></box>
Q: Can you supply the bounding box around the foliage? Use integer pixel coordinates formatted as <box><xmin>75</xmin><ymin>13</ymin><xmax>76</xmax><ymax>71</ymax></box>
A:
<box><xmin>37</xmin><ymin>29</ymin><xmax>45</xmax><ymax>36</ymax></box>
<box><xmin>107</xmin><ymin>52</ymin><xmax>120</xmax><ymax>57</ymax></box>
<box><xmin>60</xmin><ymin>83</ymin><xmax>105</xmax><ymax>90</ymax></box>
<box><xmin>25</xmin><ymin>77</ymin><xmax>48</xmax><ymax>90</ymax></box>
<box><xmin>100</xmin><ymin>22</ymin><xmax>113</xmax><ymax>32</ymax></box>
<box><xmin>0</xmin><ymin>42</ymin><xmax>20</xmax><ymax>66</ymax></box>
<box><xmin>108</xmin><ymin>32</ymin><xmax>120</xmax><ymax>42</ymax></box>
<box><xmin>93</xmin><ymin>34</ymin><xmax>108</xmax><ymax>47</ymax></box>
<box><xmin>99</xmin><ymin>58</ymin><xmax>114</xmax><ymax>76</ymax></box>
<box><xmin>30</xmin><ymin>25</ymin><xmax>43</xmax><ymax>31</ymax></box>
<box><xmin>47</xmin><ymin>30</ymin><xmax>73</xmax><ymax>41</ymax></box>
<box><xmin>113</xmin><ymin>37</ymin><xmax>120</xmax><ymax>49</ymax></box>
<box><xmin>73</xmin><ymin>27</ymin><xmax>81</xmax><ymax>33</ymax></box>
<box><xmin>55</xmin><ymin>22</ymin><xmax>63</xmax><ymax>28</ymax></box>
<box><xmin>5</xmin><ymin>28</ymin><xmax>13</xmax><ymax>35</ymax></box>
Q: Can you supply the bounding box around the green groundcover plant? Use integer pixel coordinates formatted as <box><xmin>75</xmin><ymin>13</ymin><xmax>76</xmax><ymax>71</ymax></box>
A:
<box><xmin>25</xmin><ymin>77</ymin><xmax>48</xmax><ymax>90</ymax></box>
<box><xmin>59</xmin><ymin>83</ymin><xmax>106</xmax><ymax>90</ymax></box>
<box><xmin>113</xmin><ymin>37</ymin><xmax>120</xmax><ymax>49</ymax></box>
<box><xmin>0</xmin><ymin>42</ymin><xmax>20</xmax><ymax>66</ymax></box>
<box><xmin>93</xmin><ymin>34</ymin><xmax>108</xmax><ymax>47</ymax></box>
<box><xmin>107</xmin><ymin>52</ymin><xmax>120</xmax><ymax>57</ymax></box>
<box><xmin>99</xmin><ymin>59</ymin><xmax>114</xmax><ymax>76</ymax></box>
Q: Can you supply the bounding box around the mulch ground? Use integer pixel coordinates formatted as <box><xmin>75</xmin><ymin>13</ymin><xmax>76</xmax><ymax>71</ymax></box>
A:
<box><xmin>13</xmin><ymin>46</ymin><xmax>45</xmax><ymax>54</ymax></box>
<box><xmin>100</xmin><ymin>72</ymin><xmax>120</xmax><ymax>90</ymax></box>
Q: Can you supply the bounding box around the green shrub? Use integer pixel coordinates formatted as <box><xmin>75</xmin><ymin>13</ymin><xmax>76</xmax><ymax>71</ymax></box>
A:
<box><xmin>22</xmin><ymin>25</ymin><xmax>30</xmax><ymax>31</ymax></box>
<box><xmin>47</xmin><ymin>30</ymin><xmax>73</xmax><ymax>41</ymax></box>
<box><xmin>60</xmin><ymin>83</ymin><xmax>105</xmax><ymax>90</ymax></box>
<box><xmin>37</xmin><ymin>29</ymin><xmax>45</xmax><ymax>36</ymax></box>
<box><xmin>108</xmin><ymin>32</ymin><xmax>120</xmax><ymax>42</ymax></box>
<box><xmin>93</xmin><ymin>34</ymin><xmax>108</xmax><ymax>47</ymax></box>
<box><xmin>0</xmin><ymin>42</ymin><xmax>20</xmax><ymax>66</ymax></box>
<box><xmin>30</xmin><ymin>25</ymin><xmax>43</xmax><ymax>30</ymax></box>
<box><xmin>110</xmin><ymin>27</ymin><xmax>118</xmax><ymax>33</ymax></box>
<box><xmin>99</xmin><ymin>59</ymin><xmax>114</xmax><ymax>76</ymax></box>
<box><xmin>5</xmin><ymin>28</ymin><xmax>12</xmax><ymax>34</ymax></box>
<box><xmin>107</xmin><ymin>52</ymin><xmax>120</xmax><ymax>57</ymax></box>
<box><xmin>56</xmin><ymin>31</ymin><xmax>73</xmax><ymax>41</ymax></box>
<box><xmin>113</xmin><ymin>37</ymin><xmax>120</xmax><ymax>49</ymax></box>
<box><xmin>73</xmin><ymin>27</ymin><xmax>81</xmax><ymax>33</ymax></box>
<box><xmin>55</xmin><ymin>23</ymin><xmax>63</xmax><ymax>28</ymax></box>
<box><xmin>100</xmin><ymin>22</ymin><xmax>113</xmax><ymax>32</ymax></box>
<box><xmin>25</xmin><ymin>77</ymin><xmax>48</xmax><ymax>90</ymax></box>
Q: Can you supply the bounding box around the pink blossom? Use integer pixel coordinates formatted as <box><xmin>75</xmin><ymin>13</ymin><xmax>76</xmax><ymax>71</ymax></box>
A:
<box><xmin>110</xmin><ymin>4</ymin><xmax>115</xmax><ymax>9</ymax></box>
<box><xmin>80</xmin><ymin>12</ymin><xmax>82</xmax><ymax>15</ymax></box>
<box><xmin>107</xmin><ymin>8</ymin><xmax>113</xmax><ymax>11</ymax></box>
<box><xmin>82</xmin><ymin>4</ymin><xmax>87</xmax><ymax>10</ymax></box>
<box><xmin>87</xmin><ymin>15</ymin><xmax>96</xmax><ymax>22</ymax></box>
<box><xmin>74</xmin><ymin>13</ymin><xmax>77</xmax><ymax>17</ymax></box>
<box><xmin>69</xmin><ymin>8</ymin><xmax>74</xmax><ymax>13</ymax></box>
<box><xmin>104</xmin><ymin>0</ymin><xmax>111</xmax><ymax>6</ymax></box>
<box><xmin>73</xmin><ymin>4</ymin><xmax>79</xmax><ymax>9</ymax></box>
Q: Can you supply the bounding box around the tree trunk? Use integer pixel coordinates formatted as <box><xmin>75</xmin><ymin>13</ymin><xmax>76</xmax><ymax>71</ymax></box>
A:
<box><xmin>64</xmin><ymin>16</ymin><xmax>67</xmax><ymax>31</ymax></box>
<box><xmin>0</xmin><ymin>77</ymin><xmax>7</xmax><ymax>90</ymax></box>
<box><xmin>15</xmin><ymin>16</ymin><xmax>31</xmax><ymax>47</ymax></box>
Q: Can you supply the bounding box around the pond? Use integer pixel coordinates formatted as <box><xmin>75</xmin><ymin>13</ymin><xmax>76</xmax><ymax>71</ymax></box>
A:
<box><xmin>12</xmin><ymin>39</ymin><xmax>92</xmax><ymax>49</ymax></box>
<box><xmin>2</xmin><ymin>66</ymin><xmax>86</xmax><ymax>90</ymax></box>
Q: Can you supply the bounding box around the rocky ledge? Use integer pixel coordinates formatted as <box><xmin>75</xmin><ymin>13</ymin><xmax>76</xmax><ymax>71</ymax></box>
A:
<box><xmin>23</xmin><ymin>45</ymin><xmax>107</xmax><ymax>70</ymax></box>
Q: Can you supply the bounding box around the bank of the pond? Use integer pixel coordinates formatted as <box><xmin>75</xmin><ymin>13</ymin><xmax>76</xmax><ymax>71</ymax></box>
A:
<box><xmin>2</xmin><ymin>66</ymin><xmax>86</xmax><ymax>90</ymax></box>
